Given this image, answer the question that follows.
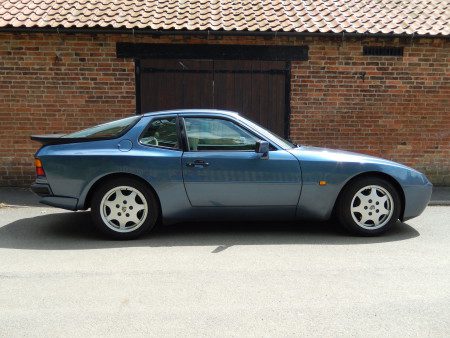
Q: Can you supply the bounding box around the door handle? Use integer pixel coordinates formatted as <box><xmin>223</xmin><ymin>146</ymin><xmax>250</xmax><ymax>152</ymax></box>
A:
<box><xmin>186</xmin><ymin>160</ymin><xmax>210</xmax><ymax>168</ymax></box>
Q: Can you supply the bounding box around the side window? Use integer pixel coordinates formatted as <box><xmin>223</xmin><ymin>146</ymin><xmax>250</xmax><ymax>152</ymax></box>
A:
<box><xmin>140</xmin><ymin>117</ymin><xmax>179</xmax><ymax>149</ymax></box>
<box><xmin>184</xmin><ymin>118</ymin><xmax>258</xmax><ymax>151</ymax></box>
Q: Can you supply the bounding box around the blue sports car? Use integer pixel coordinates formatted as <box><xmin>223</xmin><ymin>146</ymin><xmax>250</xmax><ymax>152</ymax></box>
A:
<box><xmin>31</xmin><ymin>110</ymin><xmax>432</xmax><ymax>239</ymax></box>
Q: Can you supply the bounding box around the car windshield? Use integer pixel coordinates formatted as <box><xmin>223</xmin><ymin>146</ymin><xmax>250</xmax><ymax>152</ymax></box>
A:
<box><xmin>239</xmin><ymin>118</ymin><xmax>297</xmax><ymax>149</ymax></box>
<box><xmin>62</xmin><ymin>116</ymin><xmax>140</xmax><ymax>139</ymax></box>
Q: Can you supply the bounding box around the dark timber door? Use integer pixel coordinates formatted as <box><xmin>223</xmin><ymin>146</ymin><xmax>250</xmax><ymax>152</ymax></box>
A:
<box><xmin>139</xmin><ymin>59</ymin><xmax>288</xmax><ymax>137</ymax></box>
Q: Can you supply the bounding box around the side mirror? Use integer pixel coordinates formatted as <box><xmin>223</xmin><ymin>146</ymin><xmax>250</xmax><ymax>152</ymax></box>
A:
<box><xmin>255</xmin><ymin>140</ymin><xmax>270</xmax><ymax>159</ymax></box>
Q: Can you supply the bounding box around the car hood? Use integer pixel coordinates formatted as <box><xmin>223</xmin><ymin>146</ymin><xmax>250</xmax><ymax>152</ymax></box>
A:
<box><xmin>288</xmin><ymin>146</ymin><xmax>414</xmax><ymax>170</ymax></box>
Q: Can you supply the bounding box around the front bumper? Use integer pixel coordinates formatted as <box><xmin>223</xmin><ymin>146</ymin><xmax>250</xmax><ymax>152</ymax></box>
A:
<box><xmin>403</xmin><ymin>182</ymin><xmax>433</xmax><ymax>221</ymax></box>
<box><xmin>31</xmin><ymin>182</ymin><xmax>78</xmax><ymax>211</ymax></box>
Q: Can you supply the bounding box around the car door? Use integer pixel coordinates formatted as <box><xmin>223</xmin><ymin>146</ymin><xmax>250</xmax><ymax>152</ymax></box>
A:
<box><xmin>181</xmin><ymin>116</ymin><xmax>301</xmax><ymax>207</ymax></box>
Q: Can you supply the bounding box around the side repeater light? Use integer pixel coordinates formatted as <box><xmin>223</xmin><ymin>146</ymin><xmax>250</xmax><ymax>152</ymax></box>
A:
<box><xmin>35</xmin><ymin>158</ymin><xmax>46</xmax><ymax>177</ymax></box>
<box><xmin>319</xmin><ymin>180</ymin><xmax>327</xmax><ymax>186</ymax></box>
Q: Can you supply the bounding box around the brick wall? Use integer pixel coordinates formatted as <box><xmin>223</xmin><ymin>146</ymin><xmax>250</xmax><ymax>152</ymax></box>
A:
<box><xmin>0</xmin><ymin>33</ymin><xmax>449</xmax><ymax>186</ymax></box>
<box><xmin>290</xmin><ymin>37</ymin><xmax>450</xmax><ymax>185</ymax></box>
<box><xmin>0</xmin><ymin>33</ymin><xmax>136</xmax><ymax>185</ymax></box>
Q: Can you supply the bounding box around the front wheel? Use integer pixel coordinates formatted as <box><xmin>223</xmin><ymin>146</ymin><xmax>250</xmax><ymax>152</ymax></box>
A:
<box><xmin>337</xmin><ymin>177</ymin><xmax>401</xmax><ymax>236</ymax></box>
<box><xmin>91</xmin><ymin>178</ymin><xmax>159</xmax><ymax>240</ymax></box>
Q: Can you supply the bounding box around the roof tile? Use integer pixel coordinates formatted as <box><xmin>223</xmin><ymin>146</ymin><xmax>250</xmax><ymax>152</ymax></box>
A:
<box><xmin>0</xmin><ymin>0</ymin><xmax>447</xmax><ymax>36</ymax></box>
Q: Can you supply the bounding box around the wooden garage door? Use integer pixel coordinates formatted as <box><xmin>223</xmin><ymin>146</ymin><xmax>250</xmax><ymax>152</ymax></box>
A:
<box><xmin>139</xmin><ymin>59</ymin><xmax>288</xmax><ymax>137</ymax></box>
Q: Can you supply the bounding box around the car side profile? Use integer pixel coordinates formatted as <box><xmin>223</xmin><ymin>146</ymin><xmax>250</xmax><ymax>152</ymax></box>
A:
<box><xmin>31</xmin><ymin>110</ymin><xmax>432</xmax><ymax>239</ymax></box>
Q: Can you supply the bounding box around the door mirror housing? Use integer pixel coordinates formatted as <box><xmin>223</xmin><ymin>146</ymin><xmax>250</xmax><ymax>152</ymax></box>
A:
<box><xmin>255</xmin><ymin>140</ymin><xmax>270</xmax><ymax>159</ymax></box>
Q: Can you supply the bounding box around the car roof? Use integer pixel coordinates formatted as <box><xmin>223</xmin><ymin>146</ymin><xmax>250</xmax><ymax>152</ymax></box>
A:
<box><xmin>142</xmin><ymin>109</ymin><xmax>239</xmax><ymax>117</ymax></box>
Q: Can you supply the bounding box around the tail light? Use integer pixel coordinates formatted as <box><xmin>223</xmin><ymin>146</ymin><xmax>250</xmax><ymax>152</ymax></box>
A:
<box><xmin>34</xmin><ymin>158</ymin><xmax>46</xmax><ymax>177</ymax></box>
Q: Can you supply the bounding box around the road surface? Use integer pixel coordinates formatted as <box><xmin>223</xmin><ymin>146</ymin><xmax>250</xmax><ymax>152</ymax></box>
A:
<box><xmin>0</xmin><ymin>205</ymin><xmax>449</xmax><ymax>336</ymax></box>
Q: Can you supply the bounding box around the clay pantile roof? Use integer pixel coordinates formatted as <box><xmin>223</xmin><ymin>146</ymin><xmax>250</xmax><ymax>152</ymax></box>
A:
<box><xmin>0</xmin><ymin>0</ymin><xmax>448</xmax><ymax>36</ymax></box>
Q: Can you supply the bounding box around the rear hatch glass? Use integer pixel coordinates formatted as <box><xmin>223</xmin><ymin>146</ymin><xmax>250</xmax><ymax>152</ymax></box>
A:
<box><xmin>62</xmin><ymin>116</ymin><xmax>140</xmax><ymax>139</ymax></box>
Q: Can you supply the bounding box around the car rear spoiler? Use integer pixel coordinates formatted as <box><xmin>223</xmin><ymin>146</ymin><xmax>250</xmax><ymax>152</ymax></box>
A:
<box><xmin>30</xmin><ymin>134</ymin><xmax>90</xmax><ymax>146</ymax></box>
<box><xmin>30</xmin><ymin>134</ymin><xmax>116</xmax><ymax>146</ymax></box>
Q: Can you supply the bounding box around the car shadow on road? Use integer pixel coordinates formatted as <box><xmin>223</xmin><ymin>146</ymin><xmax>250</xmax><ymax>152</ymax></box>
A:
<box><xmin>0</xmin><ymin>210</ymin><xmax>420</xmax><ymax>251</ymax></box>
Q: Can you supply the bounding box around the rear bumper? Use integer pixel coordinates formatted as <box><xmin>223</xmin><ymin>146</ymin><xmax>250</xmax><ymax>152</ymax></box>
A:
<box><xmin>31</xmin><ymin>182</ymin><xmax>52</xmax><ymax>196</ymax></box>
<box><xmin>31</xmin><ymin>182</ymin><xmax>78</xmax><ymax>211</ymax></box>
<box><xmin>403</xmin><ymin>182</ymin><xmax>433</xmax><ymax>221</ymax></box>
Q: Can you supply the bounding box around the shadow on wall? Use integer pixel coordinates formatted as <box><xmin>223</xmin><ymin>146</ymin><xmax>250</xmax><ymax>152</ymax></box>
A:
<box><xmin>0</xmin><ymin>211</ymin><xmax>420</xmax><ymax>252</ymax></box>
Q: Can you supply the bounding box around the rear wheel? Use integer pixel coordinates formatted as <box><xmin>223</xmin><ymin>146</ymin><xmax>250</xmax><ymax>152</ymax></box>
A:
<box><xmin>337</xmin><ymin>177</ymin><xmax>401</xmax><ymax>236</ymax></box>
<box><xmin>91</xmin><ymin>177</ymin><xmax>158</xmax><ymax>239</ymax></box>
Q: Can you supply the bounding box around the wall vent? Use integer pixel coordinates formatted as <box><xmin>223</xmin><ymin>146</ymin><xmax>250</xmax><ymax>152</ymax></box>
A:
<box><xmin>363</xmin><ymin>46</ymin><xmax>404</xmax><ymax>57</ymax></box>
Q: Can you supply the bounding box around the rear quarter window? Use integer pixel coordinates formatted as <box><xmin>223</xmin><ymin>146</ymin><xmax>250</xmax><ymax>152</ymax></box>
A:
<box><xmin>139</xmin><ymin>117</ymin><xmax>179</xmax><ymax>149</ymax></box>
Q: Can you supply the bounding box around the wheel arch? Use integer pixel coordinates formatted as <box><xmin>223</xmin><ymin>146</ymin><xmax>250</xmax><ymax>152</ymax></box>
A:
<box><xmin>81</xmin><ymin>172</ymin><xmax>162</xmax><ymax>220</ymax></box>
<box><xmin>332</xmin><ymin>171</ymin><xmax>406</xmax><ymax>221</ymax></box>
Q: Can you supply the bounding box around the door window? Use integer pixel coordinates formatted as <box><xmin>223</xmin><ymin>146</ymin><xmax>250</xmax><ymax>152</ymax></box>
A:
<box><xmin>140</xmin><ymin>117</ymin><xmax>179</xmax><ymax>149</ymax></box>
<box><xmin>184</xmin><ymin>118</ymin><xmax>259</xmax><ymax>151</ymax></box>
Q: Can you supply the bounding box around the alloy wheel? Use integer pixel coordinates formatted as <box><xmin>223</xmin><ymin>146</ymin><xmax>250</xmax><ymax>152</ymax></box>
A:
<box><xmin>99</xmin><ymin>185</ymin><xmax>148</xmax><ymax>233</ymax></box>
<box><xmin>350</xmin><ymin>185</ymin><xmax>394</xmax><ymax>230</ymax></box>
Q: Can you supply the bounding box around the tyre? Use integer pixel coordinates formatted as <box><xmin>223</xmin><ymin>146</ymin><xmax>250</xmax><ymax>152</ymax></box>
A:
<box><xmin>337</xmin><ymin>177</ymin><xmax>401</xmax><ymax>236</ymax></box>
<box><xmin>91</xmin><ymin>177</ymin><xmax>159</xmax><ymax>240</ymax></box>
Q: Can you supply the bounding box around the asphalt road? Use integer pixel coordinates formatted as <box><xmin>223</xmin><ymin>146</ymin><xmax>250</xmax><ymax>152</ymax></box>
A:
<box><xmin>0</xmin><ymin>205</ymin><xmax>449</xmax><ymax>337</ymax></box>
